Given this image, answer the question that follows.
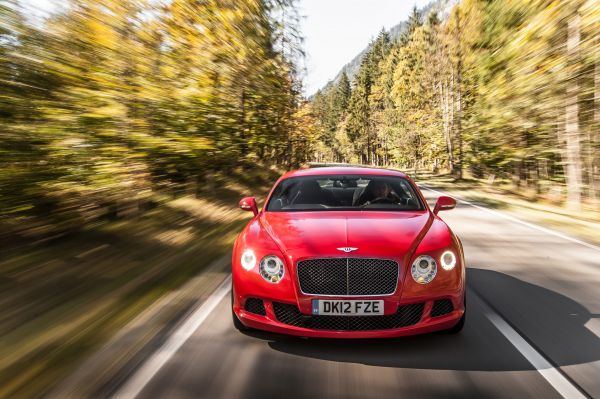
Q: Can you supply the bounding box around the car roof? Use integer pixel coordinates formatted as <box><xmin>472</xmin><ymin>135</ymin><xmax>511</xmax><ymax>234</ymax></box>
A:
<box><xmin>281</xmin><ymin>166</ymin><xmax>409</xmax><ymax>179</ymax></box>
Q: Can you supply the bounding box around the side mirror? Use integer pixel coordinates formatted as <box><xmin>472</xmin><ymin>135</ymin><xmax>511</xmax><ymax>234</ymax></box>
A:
<box><xmin>433</xmin><ymin>196</ymin><xmax>456</xmax><ymax>215</ymax></box>
<box><xmin>239</xmin><ymin>197</ymin><xmax>258</xmax><ymax>216</ymax></box>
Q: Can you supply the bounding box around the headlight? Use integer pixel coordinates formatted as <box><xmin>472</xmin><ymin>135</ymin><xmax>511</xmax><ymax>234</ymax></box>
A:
<box><xmin>259</xmin><ymin>255</ymin><xmax>285</xmax><ymax>283</ymax></box>
<box><xmin>240</xmin><ymin>249</ymin><xmax>256</xmax><ymax>271</ymax></box>
<box><xmin>411</xmin><ymin>255</ymin><xmax>437</xmax><ymax>284</ymax></box>
<box><xmin>440</xmin><ymin>250</ymin><xmax>456</xmax><ymax>270</ymax></box>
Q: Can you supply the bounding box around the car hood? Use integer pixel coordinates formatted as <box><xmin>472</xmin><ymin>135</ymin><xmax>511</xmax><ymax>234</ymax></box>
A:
<box><xmin>259</xmin><ymin>211</ymin><xmax>432</xmax><ymax>261</ymax></box>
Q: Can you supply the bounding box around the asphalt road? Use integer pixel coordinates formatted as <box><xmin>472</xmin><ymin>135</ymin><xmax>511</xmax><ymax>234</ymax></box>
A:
<box><xmin>117</xmin><ymin>189</ymin><xmax>600</xmax><ymax>399</ymax></box>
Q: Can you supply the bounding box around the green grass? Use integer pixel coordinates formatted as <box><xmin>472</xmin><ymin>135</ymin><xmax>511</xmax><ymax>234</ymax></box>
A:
<box><xmin>0</xmin><ymin>165</ymin><xmax>280</xmax><ymax>398</ymax></box>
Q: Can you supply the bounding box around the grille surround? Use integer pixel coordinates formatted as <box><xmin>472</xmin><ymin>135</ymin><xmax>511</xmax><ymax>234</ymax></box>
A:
<box><xmin>297</xmin><ymin>257</ymin><xmax>399</xmax><ymax>296</ymax></box>
<box><xmin>273</xmin><ymin>301</ymin><xmax>424</xmax><ymax>331</ymax></box>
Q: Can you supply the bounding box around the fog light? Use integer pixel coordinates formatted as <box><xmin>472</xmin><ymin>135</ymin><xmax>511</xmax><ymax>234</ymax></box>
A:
<box><xmin>411</xmin><ymin>255</ymin><xmax>437</xmax><ymax>284</ymax></box>
<box><xmin>259</xmin><ymin>255</ymin><xmax>285</xmax><ymax>283</ymax></box>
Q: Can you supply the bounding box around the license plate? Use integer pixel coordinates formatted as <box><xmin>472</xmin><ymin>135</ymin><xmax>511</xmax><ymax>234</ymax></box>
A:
<box><xmin>312</xmin><ymin>299</ymin><xmax>384</xmax><ymax>316</ymax></box>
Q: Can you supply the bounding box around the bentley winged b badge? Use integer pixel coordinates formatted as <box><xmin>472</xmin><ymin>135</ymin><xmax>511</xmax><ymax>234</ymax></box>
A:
<box><xmin>336</xmin><ymin>247</ymin><xmax>358</xmax><ymax>253</ymax></box>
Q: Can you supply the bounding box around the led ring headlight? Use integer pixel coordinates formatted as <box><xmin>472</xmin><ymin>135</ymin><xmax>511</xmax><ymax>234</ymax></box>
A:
<box><xmin>240</xmin><ymin>249</ymin><xmax>256</xmax><ymax>271</ymax></box>
<box><xmin>411</xmin><ymin>255</ymin><xmax>437</xmax><ymax>284</ymax></box>
<box><xmin>259</xmin><ymin>255</ymin><xmax>285</xmax><ymax>283</ymax></box>
<box><xmin>440</xmin><ymin>251</ymin><xmax>456</xmax><ymax>270</ymax></box>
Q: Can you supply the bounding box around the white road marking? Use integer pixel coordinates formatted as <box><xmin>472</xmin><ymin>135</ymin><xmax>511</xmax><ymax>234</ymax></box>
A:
<box><xmin>474</xmin><ymin>292</ymin><xmax>586</xmax><ymax>399</ymax></box>
<box><xmin>111</xmin><ymin>276</ymin><xmax>232</xmax><ymax>399</ymax></box>
<box><xmin>420</xmin><ymin>185</ymin><xmax>600</xmax><ymax>253</ymax></box>
<box><xmin>584</xmin><ymin>318</ymin><xmax>600</xmax><ymax>340</ymax></box>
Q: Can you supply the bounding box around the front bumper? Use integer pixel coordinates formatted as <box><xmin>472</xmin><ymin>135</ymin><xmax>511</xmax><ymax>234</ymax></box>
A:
<box><xmin>233</xmin><ymin>295</ymin><xmax>465</xmax><ymax>338</ymax></box>
<box><xmin>232</xmin><ymin>248</ymin><xmax>466</xmax><ymax>338</ymax></box>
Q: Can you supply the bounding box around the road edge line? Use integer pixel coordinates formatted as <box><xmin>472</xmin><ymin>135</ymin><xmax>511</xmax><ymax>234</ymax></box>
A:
<box><xmin>111</xmin><ymin>275</ymin><xmax>232</xmax><ymax>399</ymax></box>
<box><xmin>420</xmin><ymin>185</ymin><xmax>600</xmax><ymax>253</ymax></box>
<box><xmin>471</xmin><ymin>290</ymin><xmax>588</xmax><ymax>399</ymax></box>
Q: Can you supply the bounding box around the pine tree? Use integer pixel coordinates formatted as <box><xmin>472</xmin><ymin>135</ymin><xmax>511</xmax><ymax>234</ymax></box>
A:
<box><xmin>347</xmin><ymin>53</ymin><xmax>374</xmax><ymax>164</ymax></box>
<box><xmin>332</xmin><ymin>71</ymin><xmax>351</xmax><ymax>117</ymax></box>
<box><xmin>400</xmin><ymin>6</ymin><xmax>422</xmax><ymax>45</ymax></box>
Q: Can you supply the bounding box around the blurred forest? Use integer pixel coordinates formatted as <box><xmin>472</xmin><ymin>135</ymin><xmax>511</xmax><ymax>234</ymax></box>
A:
<box><xmin>0</xmin><ymin>0</ymin><xmax>318</xmax><ymax>238</ymax></box>
<box><xmin>2</xmin><ymin>0</ymin><xmax>600</xmax><ymax>237</ymax></box>
<box><xmin>311</xmin><ymin>0</ymin><xmax>600</xmax><ymax>211</ymax></box>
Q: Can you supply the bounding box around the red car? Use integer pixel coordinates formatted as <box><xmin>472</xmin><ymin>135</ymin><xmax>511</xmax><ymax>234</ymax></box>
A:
<box><xmin>231</xmin><ymin>167</ymin><xmax>465</xmax><ymax>338</ymax></box>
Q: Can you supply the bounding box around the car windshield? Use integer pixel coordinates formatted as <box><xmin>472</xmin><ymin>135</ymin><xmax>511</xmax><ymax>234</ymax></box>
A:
<box><xmin>266</xmin><ymin>174</ymin><xmax>424</xmax><ymax>212</ymax></box>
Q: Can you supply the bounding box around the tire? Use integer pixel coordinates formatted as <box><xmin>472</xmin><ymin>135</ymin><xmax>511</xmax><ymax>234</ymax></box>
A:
<box><xmin>231</xmin><ymin>290</ymin><xmax>249</xmax><ymax>332</ymax></box>
<box><xmin>446</xmin><ymin>294</ymin><xmax>466</xmax><ymax>334</ymax></box>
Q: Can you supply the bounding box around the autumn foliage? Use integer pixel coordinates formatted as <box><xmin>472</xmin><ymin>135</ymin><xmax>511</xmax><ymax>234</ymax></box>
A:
<box><xmin>0</xmin><ymin>0</ymin><xmax>308</xmax><ymax>235</ymax></box>
<box><xmin>311</xmin><ymin>1</ymin><xmax>600</xmax><ymax>211</ymax></box>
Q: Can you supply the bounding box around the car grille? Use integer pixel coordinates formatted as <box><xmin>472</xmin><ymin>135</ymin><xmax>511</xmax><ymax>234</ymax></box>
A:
<box><xmin>431</xmin><ymin>299</ymin><xmax>454</xmax><ymax>317</ymax></box>
<box><xmin>244</xmin><ymin>298</ymin><xmax>266</xmax><ymax>316</ymax></box>
<box><xmin>297</xmin><ymin>258</ymin><xmax>399</xmax><ymax>296</ymax></box>
<box><xmin>272</xmin><ymin>302</ymin><xmax>424</xmax><ymax>331</ymax></box>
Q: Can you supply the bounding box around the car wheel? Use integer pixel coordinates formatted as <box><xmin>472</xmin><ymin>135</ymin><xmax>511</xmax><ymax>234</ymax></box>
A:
<box><xmin>446</xmin><ymin>294</ymin><xmax>466</xmax><ymax>334</ymax></box>
<box><xmin>231</xmin><ymin>290</ymin><xmax>249</xmax><ymax>332</ymax></box>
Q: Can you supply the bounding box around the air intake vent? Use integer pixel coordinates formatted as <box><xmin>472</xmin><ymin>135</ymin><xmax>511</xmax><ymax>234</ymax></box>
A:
<box><xmin>431</xmin><ymin>299</ymin><xmax>454</xmax><ymax>317</ymax></box>
<box><xmin>273</xmin><ymin>302</ymin><xmax>423</xmax><ymax>331</ymax></box>
<box><xmin>244</xmin><ymin>298</ymin><xmax>266</xmax><ymax>316</ymax></box>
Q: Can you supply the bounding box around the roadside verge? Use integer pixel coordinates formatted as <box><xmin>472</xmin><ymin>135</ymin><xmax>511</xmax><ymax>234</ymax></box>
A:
<box><xmin>48</xmin><ymin>253</ymin><xmax>232</xmax><ymax>399</ymax></box>
<box><xmin>416</xmin><ymin>177</ymin><xmax>600</xmax><ymax>247</ymax></box>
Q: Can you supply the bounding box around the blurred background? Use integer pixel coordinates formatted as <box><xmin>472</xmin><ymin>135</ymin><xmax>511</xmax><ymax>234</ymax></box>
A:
<box><xmin>311</xmin><ymin>0</ymin><xmax>600</xmax><ymax>213</ymax></box>
<box><xmin>1</xmin><ymin>0</ymin><xmax>599</xmax><ymax>397</ymax></box>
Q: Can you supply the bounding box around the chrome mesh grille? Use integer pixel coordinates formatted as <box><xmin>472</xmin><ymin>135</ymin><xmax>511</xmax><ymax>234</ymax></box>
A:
<box><xmin>297</xmin><ymin>258</ymin><xmax>399</xmax><ymax>296</ymax></box>
<box><xmin>273</xmin><ymin>302</ymin><xmax>424</xmax><ymax>331</ymax></box>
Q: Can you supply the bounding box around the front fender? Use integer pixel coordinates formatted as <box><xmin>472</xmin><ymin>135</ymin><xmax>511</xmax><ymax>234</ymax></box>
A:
<box><xmin>400</xmin><ymin>219</ymin><xmax>465</xmax><ymax>303</ymax></box>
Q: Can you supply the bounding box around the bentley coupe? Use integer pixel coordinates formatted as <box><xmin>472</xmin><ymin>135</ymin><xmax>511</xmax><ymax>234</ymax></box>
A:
<box><xmin>231</xmin><ymin>166</ymin><xmax>465</xmax><ymax>338</ymax></box>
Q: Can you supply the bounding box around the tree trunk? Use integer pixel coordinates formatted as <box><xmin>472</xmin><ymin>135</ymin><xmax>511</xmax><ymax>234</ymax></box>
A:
<box><xmin>366</xmin><ymin>133</ymin><xmax>371</xmax><ymax>165</ymax></box>
<box><xmin>565</xmin><ymin>13</ymin><xmax>582</xmax><ymax>211</ymax></box>
<box><xmin>453</xmin><ymin>8</ymin><xmax>464</xmax><ymax>180</ymax></box>
<box><xmin>440</xmin><ymin>81</ymin><xmax>454</xmax><ymax>172</ymax></box>
<box><xmin>383</xmin><ymin>135</ymin><xmax>389</xmax><ymax>166</ymax></box>
<box><xmin>450</xmin><ymin>77</ymin><xmax>455</xmax><ymax>175</ymax></box>
<box><xmin>455</xmin><ymin>55</ymin><xmax>463</xmax><ymax>178</ymax></box>
<box><xmin>591</xmin><ymin>57</ymin><xmax>600</xmax><ymax>202</ymax></box>
<box><xmin>239</xmin><ymin>88</ymin><xmax>248</xmax><ymax>158</ymax></box>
